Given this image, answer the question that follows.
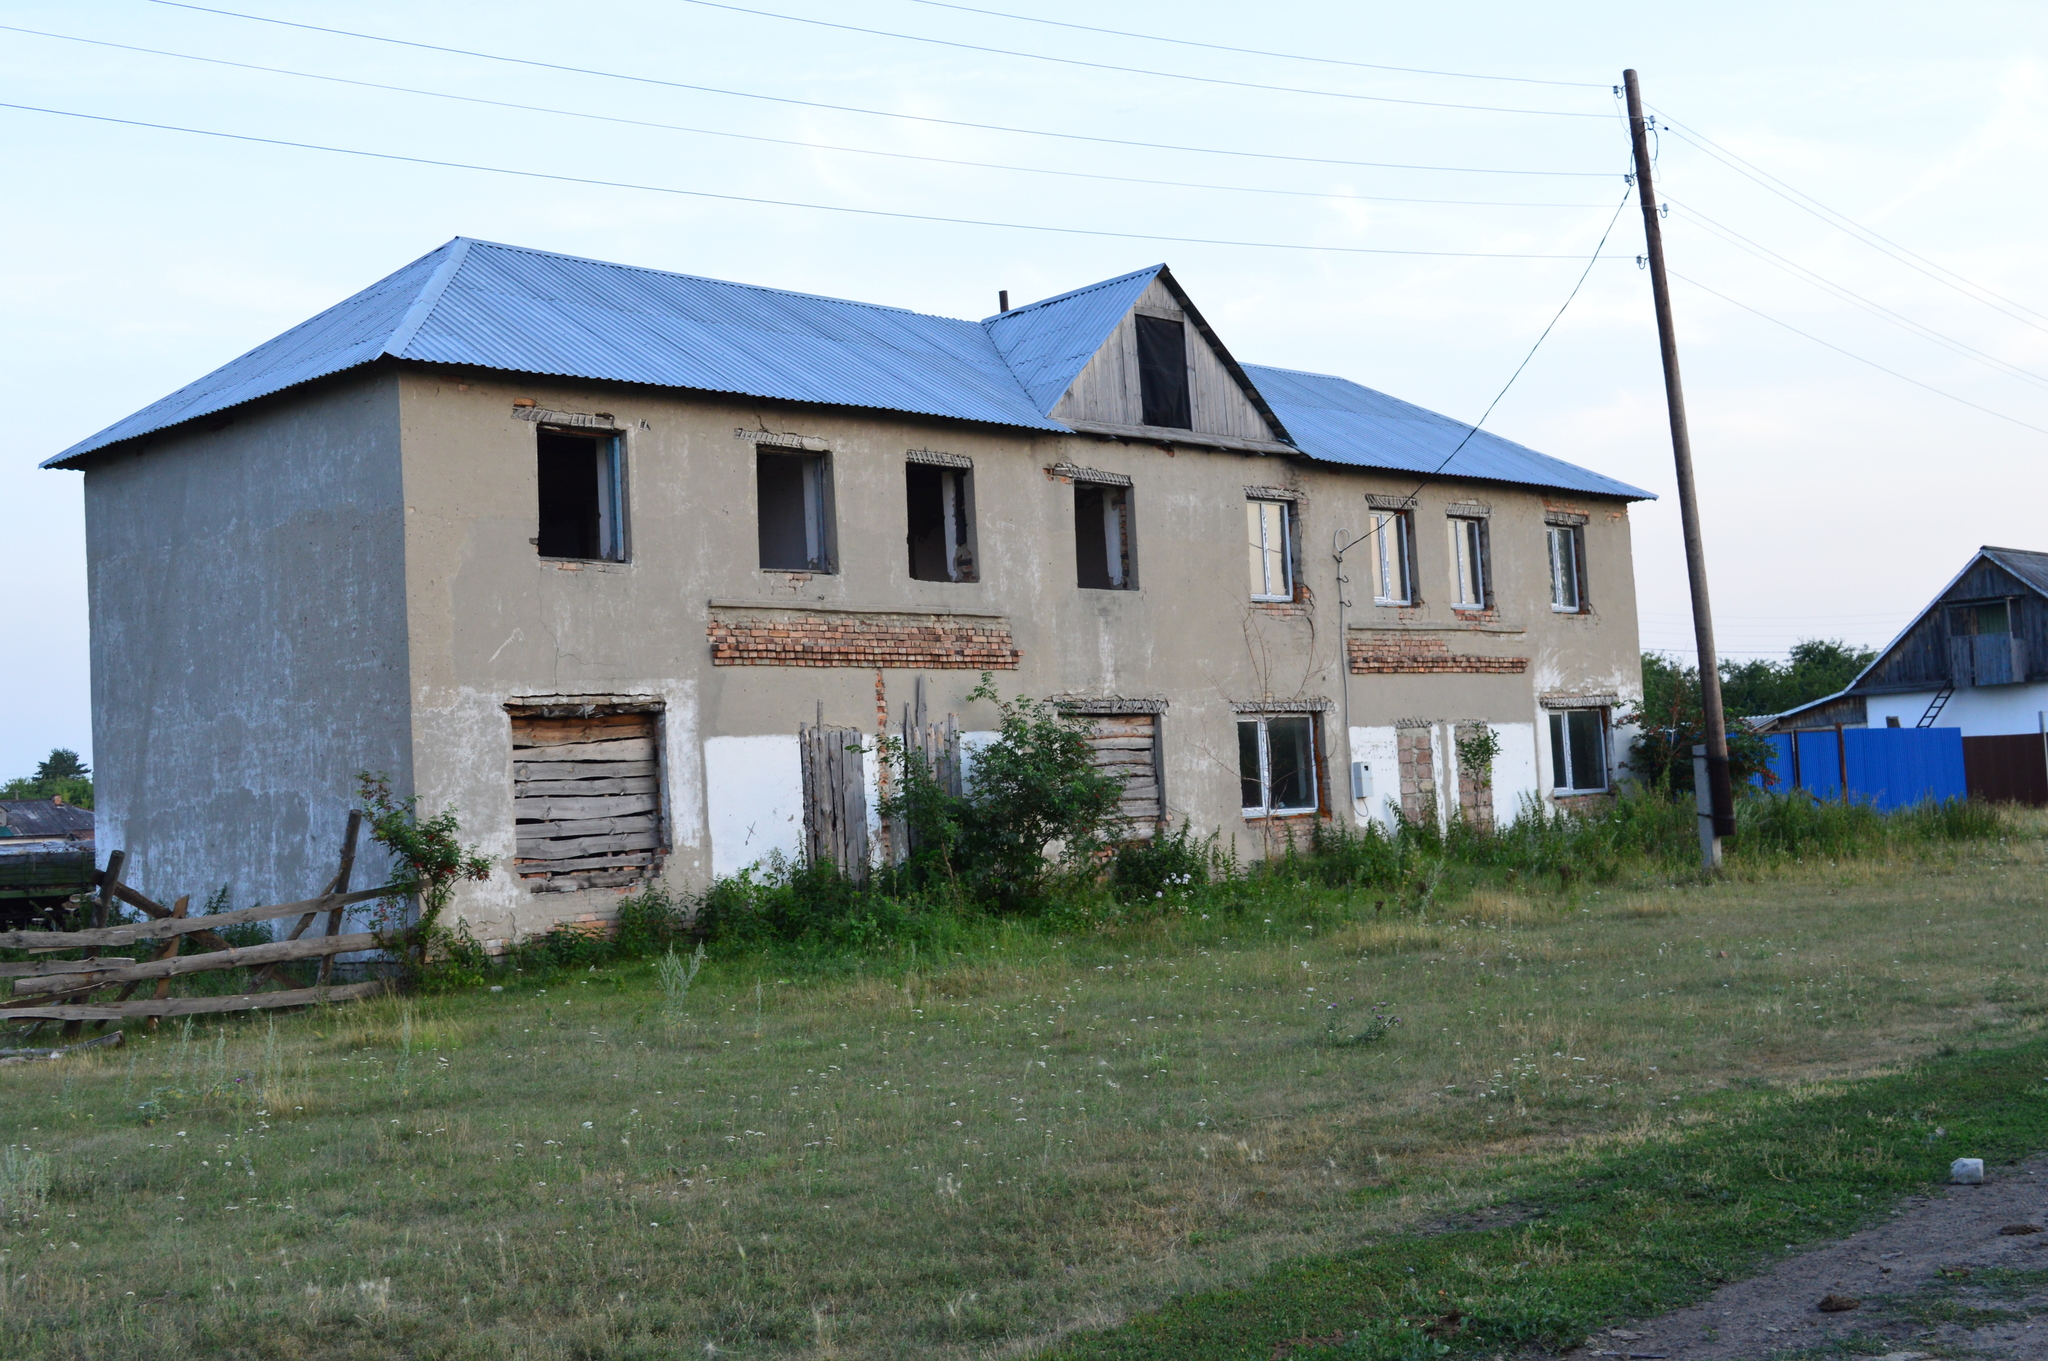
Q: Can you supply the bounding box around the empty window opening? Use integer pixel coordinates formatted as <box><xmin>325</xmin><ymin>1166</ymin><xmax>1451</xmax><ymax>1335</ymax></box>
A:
<box><xmin>1448</xmin><ymin>516</ymin><xmax>1488</xmax><ymax>609</ymax></box>
<box><xmin>512</xmin><ymin>709</ymin><xmax>662</xmax><ymax>889</ymax></box>
<box><xmin>906</xmin><ymin>464</ymin><xmax>977</xmax><ymax>582</ymax></box>
<box><xmin>1247</xmin><ymin>499</ymin><xmax>1294</xmax><ymax>601</ymax></box>
<box><xmin>1951</xmin><ymin>600</ymin><xmax>2011</xmax><ymax>636</ymax></box>
<box><xmin>1369</xmin><ymin>510</ymin><xmax>1413</xmax><ymax>605</ymax></box>
<box><xmin>1548</xmin><ymin>708</ymin><xmax>1608</xmax><ymax>794</ymax></box>
<box><xmin>1075</xmin><ymin>482</ymin><xmax>1134</xmax><ymax>590</ymax></box>
<box><xmin>1547</xmin><ymin>523</ymin><xmax>1585</xmax><ymax>612</ymax></box>
<box><xmin>536</xmin><ymin>429</ymin><xmax>626</xmax><ymax>561</ymax></box>
<box><xmin>1135</xmin><ymin>315</ymin><xmax>1192</xmax><ymax>430</ymax></box>
<box><xmin>1239</xmin><ymin>714</ymin><xmax>1318</xmax><ymax>816</ymax></box>
<box><xmin>758</xmin><ymin>449</ymin><xmax>834</xmax><ymax>572</ymax></box>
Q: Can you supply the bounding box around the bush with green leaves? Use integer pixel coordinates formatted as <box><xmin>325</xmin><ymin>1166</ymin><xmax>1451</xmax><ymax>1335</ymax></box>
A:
<box><xmin>879</xmin><ymin>676</ymin><xmax>1126</xmax><ymax>913</ymax></box>
<box><xmin>0</xmin><ymin>747</ymin><xmax>93</xmax><ymax>809</ymax></box>
<box><xmin>356</xmin><ymin>772</ymin><xmax>492</xmax><ymax>979</ymax></box>
<box><xmin>1107</xmin><ymin>824</ymin><xmax>1218</xmax><ymax>905</ymax></box>
<box><xmin>700</xmin><ymin>853</ymin><xmax>920</xmax><ymax>952</ymax></box>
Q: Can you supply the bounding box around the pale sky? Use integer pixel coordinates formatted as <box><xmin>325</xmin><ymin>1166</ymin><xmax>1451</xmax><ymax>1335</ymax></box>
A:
<box><xmin>4</xmin><ymin>0</ymin><xmax>2044</xmax><ymax>777</ymax></box>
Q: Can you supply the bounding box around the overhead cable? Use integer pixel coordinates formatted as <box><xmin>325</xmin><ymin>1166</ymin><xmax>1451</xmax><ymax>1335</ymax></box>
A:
<box><xmin>1334</xmin><ymin>180</ymin><xmax>1635</xmax><ymax>566</ymax></box>
<box><xmin>141</xmin><ymin>2</ymin><xmax>1616</xmax><ymax>176</ymax></box>
<box><xmin>0</xmin><ymin>25</ymin><xmax>1617</xmax><ymax>210</ymax></box>
<box><xmin>0</xmin><ymin>102</ymin><xmax>1634</xmax><ymax>261</ymax></box>
<box><xmin>665</xmin><ymin>0</ymin><xmax>1609</xmax><ymax>117</ymax></box>
<box><xmin>1665</xmin><ymin>196</ymin><xmax>2048</xmax><ymax>392</ymax></box>
<box><xmin>897</xmin><ymin>0</ymin><xmax>1606</xmax><ymax>87</ymax></box>
<box><xmin>1670</xmin><ymin>270</ymin><xmax>2048</xmax><ymax>437</ymax></box>
<box><xmin>1655</xmin><ymin>115</ymin><xmax>2048</xmax><ymax>334</ymax></box>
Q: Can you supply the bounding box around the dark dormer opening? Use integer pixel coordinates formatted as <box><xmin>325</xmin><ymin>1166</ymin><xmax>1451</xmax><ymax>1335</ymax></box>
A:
<box><xmin>1135</xmin><ymin>315</ymin><xmax>1191</xmax><ymax>430</ymax></box>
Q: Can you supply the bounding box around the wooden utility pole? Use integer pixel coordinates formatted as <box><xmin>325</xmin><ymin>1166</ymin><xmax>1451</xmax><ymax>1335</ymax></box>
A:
<box><xmin>1624</xmin><ymin>68</ymin><xmax>1734</xmax><ymax>868</ymax></box>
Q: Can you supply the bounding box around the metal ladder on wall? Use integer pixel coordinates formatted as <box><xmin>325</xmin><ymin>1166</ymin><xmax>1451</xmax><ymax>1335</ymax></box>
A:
<box><xmin>1917</xmin><ymin>682</ymin><xmax>1955</xmax><ymax>728</ymax></box>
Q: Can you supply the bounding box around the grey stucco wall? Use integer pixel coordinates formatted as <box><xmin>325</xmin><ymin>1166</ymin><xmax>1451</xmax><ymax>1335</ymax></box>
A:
<box><xmin>80</xmin><ymin>371</ymin><xmax>413</xmax><ymax>910</ymax></box>
<box><xmin>391</xmin><ymin>369</ymin><xmax>1641</xmax><ymax>944</ymax></box>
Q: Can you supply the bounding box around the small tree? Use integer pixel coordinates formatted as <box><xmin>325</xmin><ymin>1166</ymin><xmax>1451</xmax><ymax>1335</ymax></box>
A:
<box><xmin>36</xmin><ymin>749</ymin><xmax>88</xmax><ymax>783</ymax></box>
<box><xmin>880</xmin><ymin>676</ymin><xmax>1125</xmax><ymax>912</ymax></box>
<box><xmin>1623</xmin><ymin>654</ymin><xmax>1777</xmax><ymax>796</ymax></box>
<box><xmin>357</xmin><ymin>773</ymin><xmax>491</xmax><ymax>976</ymax></box>
<box><xmin>1</xmin><ymin>748</ymin><xmax>94</xmax><ymax>808</ymax></box>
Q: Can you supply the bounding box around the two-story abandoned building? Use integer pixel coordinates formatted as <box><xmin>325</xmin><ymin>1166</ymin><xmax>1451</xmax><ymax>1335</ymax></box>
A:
<box><xmin>46</xmin><ymin>238</ymin><xmax>1651</xmax><ymax>944</ymax></box>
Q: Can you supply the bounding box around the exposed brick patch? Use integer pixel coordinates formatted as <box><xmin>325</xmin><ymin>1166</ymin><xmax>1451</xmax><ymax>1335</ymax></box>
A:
<box><xmin>1553</xmin><ymin>792</ymin><xmax>1614</xmax><ymax>817</ymax></box>
<box><xmin>1349</xmin><ymin>636</ymin><xmax>1528</xmax><ymax>674</ymax></box>
<box><xmin>1397</xmin><ymin>727</ymin><xmax>1436</xmax><ymax>823</ymax></box>
<box><xmin>709</xmin><ymin>612</ymin><xmax>1020</xmax><ymax>669</ymax></box>
<box><xmin>1454</xmin><ymin>721</ymin><xmax>1495</xmax><ymax>832</ymax></box>
<box><xmin>1253</xmin><ymin>601</ymin><xmax>1309</xmax><ymax>619</ymax></box>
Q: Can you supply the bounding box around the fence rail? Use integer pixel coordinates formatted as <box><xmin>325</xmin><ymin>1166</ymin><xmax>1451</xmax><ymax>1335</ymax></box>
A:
<box><xmin>1</xmin><ymin>812</ymin><xmax>402</xmax><ymax>1032</ymax></box>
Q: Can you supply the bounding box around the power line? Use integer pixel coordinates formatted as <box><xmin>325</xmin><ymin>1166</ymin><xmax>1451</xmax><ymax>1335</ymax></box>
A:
<box><xmin>0</xmin><ymin>101</ymin><xmax>1637</xmax><ymax>261</ymax></box>
<box><xmin>668</xmin><ymin>0</ymin><xmax>1609</xmax><ymax>117</ymax></box>
<box><xmin>1338</xmin><ymin>182</ymin><xmax>1634</xmax><ymax>562</ymax></box>
<box><xmin>1664</xmin><ymin>196</ymin><xmax>2048</xmax><ymax>392</ymax></box>
<box><xmin>0</xmin><ymin>24</ymin><xmax>1618</xmax><ymax>211</ymax></box>
<box><xmin>1654</xmin><ymin>115</ymin><xmax>2048</xmax><ymax>335</ymax></box>
<box><xmin>897</xmin><ymin>0</ymin><xmax>1606</xmax><ymax>88</ymax></box>
<box><xmin>1669</xmin><ymin>270</ymin><xmax>2048</xmax><ymax>437</ymax></box>
<box><xmin>142</xmin><ymin>2</ymin><xmax>1617</xmax><ymax>176</ymax></box>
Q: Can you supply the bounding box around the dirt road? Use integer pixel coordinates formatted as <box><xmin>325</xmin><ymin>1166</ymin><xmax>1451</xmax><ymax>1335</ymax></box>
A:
<box><xmin>1564</xmin><ymin>1156</ymin><xmax>2048</xmax><ymax>1359</ymax></box>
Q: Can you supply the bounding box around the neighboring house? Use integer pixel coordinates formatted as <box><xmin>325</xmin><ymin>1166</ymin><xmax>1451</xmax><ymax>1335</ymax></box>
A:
<box><xmin>0</xmin><ymin>798</ymin><xmax>95</xmax><ymax>924</ymax></box>
<box><xmin>44</xmin><ymin>239</ymin><xmax>1651</xmax><ymax>946</ymax></box>
<box><xmin>1771</xmin><ymin>546</ymin><xmax>2048</xmax><ymax>804</ymax></box>
<box><xmin>0</xmin><ymin>797</ymin><xmax>95</xmax><ymax>842</ymax></box>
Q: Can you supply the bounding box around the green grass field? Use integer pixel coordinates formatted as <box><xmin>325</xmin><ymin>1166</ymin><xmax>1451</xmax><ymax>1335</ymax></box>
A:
<box><xmin>4</xmin><ymin>820</ymin><xmax>2047</xmax><ymax>1359</ymax></box>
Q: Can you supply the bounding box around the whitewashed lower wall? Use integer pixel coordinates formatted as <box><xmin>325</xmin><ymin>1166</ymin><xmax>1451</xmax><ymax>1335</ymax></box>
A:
<box><xmin>703</xmin><ymin>735</ymin><xmax>804</xmax><ymax>877</ymax></box>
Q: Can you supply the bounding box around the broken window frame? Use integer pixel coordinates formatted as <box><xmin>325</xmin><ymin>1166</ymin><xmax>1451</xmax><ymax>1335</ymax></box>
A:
<box><xmin>1135</xmin><ymin>314</ymin><xmax>1192</xmax><ymax>430</ymax></box>
<box><xmin>1547</xmin><ymin>523</ymin><xmax>1586</xmax><ymax>613</ymax></box>
<box><xmin>1246</xmin><ymin>497</ymin><xmax>1295</xmax><ymax>601</ymax></box>
<box><xmin>535</xmin><ymin>426</ymin><xmax>629</xmax><ymax>562</ymax></box>
<box><xmin>756</xmin><ymin>446</ymin><xmax>837</xmax><ymax>574</ymax></box>
<box><xmin>1074</xmin><ymin>478</ymin><xmax>1136</xmax><ymax>591</ymax></box>
<box><xmin>1237</xmin><ymin>712</ymin><xmax>1320</xmax><ymax>817</ymax></box>
<box><xmin>1448</xmin><ymin>515</ymin><xmax>1489</xmax><ymax>610</ymax></box>
<box><xmin>1368</xmin><ymin>510</ymin><xmax>1414</xmax><ymax>606</ymax></box>
<box><xmin>905</xmin><ymin>459</ymin><xmax>978</xmax><ymax>583</ymax></box>
<box><xmin>1547</xmin><ymin>708</ymin><xmax>1609</xmax><ymax>794</ymax></box>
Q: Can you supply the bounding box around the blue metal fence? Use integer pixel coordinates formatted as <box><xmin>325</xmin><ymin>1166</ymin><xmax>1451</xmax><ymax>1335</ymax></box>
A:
<box><xmin>1758</xmin><ymin>727</ymin><xmax>1967</xmax><ymax>810</ymax></box>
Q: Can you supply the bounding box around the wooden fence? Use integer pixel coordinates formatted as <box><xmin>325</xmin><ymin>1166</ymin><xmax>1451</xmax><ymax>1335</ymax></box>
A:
<box><xmin>0</xmin><ymin>814</ymin><xmax>399</xmax><ymax>1028</ymax></box>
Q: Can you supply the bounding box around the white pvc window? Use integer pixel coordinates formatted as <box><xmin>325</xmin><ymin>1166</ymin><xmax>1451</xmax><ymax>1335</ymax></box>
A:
<box><xmin>1548</xmin><ymin>709</ymin><xmax>1608</xmax><ymax>793</ymax></box>
<box><xmin>1237</xmin><ymin>714</ymin><xmax>1318</xmax><ymax>816</ymax></box>
<box><xmin>1547</xmin><ymin>524</ymin><xmax>1583</xmax><ymax>612</ymax></box>
<box><xmin>1369</xmin><ymin>511</ymin><xmax>1412</xmax><ymax>605</ymax></box>
<box><xmin>1246</xmin><ymin>499</ymin><xmax>1294</xmax><ymax>601</ymax></box>
<box><xmin>1448</xmin><ymin>517</ymin><xmax>1487</xmax><ymax>609</ymax></box>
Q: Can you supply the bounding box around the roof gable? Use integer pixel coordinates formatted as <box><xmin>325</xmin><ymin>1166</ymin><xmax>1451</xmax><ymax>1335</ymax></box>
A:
<box><xmin>981</xmin><ymin>265</ymin><xmax>1163</xmax><ymax>414</ymax></box>
<box><xmin>1847</xmin><ymin>545</ymin><xmax>2048</xmax><ymax>695</ymax></box>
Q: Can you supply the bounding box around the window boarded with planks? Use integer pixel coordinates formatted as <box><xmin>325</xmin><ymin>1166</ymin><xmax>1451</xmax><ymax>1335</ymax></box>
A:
<box><xmin>1083</xmin><ymin>712</ymin><xmax>1164</xmax><ymax>837</ymax></box>
<box><xmin>511</xmin><ymin>710</ymin><xmax>663</xmax><ymax>890</ymax></box>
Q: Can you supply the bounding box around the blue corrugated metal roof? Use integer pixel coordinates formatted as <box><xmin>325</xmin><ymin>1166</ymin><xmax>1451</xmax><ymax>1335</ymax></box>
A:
<box><xmin>46</xmin><ymin>240</ymin><xmax>1652</xmax><ymax>502</ymax></box>
<box><xmin>982</xmin><ymin>265</ymin><xmax>1162</xmax><ymax>414</ymax></box>
<box><xmin>46</xmin><ymin>241</ymin><xmax>463</xmax><ymax>468</ymax></box>
<box><xmin>1245</xmin><ymin>363</ymin><xmax>1655</xmax><ymax>500</ymax></box>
